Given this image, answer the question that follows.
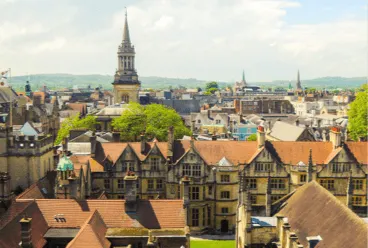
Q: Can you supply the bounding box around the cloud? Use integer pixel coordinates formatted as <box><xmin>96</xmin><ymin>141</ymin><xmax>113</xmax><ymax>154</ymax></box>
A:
<box><xmin>0</xmin><ymin>0</ymin><xmax>365</xmax><ymax>81</ymax></box>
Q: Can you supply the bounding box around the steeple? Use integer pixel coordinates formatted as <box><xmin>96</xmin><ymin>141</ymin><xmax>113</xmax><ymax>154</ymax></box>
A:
<box><xmin>242</xmin><ymin>70</ymin><xmax>245</xmax><ymax>82</ymax></box>
<box><xmin>122</xmin><ymin>8</ymin><xmax>131</xmax><ymax>44</ymax></box>
<box><xmin>296</xmin><ymin>70</ymin><xmax>302</xmax><ymax>90</ymax></box>
<box><xmin>307</xmin><ymin>148</ymin><xmax>313</xmax><ymax>182</ymax></box>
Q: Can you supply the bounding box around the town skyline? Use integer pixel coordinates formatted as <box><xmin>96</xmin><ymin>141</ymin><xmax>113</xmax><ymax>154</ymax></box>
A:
<box><xmin>0</xmin><ymin>0</ymin><xmax>366</xmax><ymax>82</ymax></box>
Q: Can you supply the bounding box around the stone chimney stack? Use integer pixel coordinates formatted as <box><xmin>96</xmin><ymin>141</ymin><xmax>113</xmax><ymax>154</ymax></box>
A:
<box><xmin>62</xmin><ymin>137</ymin><xmax>69</xmax><ymax>154</ymax></box>
<box><xmin>19</xmin><ymin>216</ymin><xmax>32</xmax><ymax>248</ymax></box>
<box><xmin>90</xmin><ymin>133</ymin><xmax>96</xmax><ymax>158</ymax></box>
<box><xmin>112</xmin><ymin>131</ymin><xmax>120</xmax><ymax>142</ymax></box>
<box><xmin>124</xmin><ymin>171</ymin><xmax>138</xmax><ymax>212</ymax></box>
<box><xmin>167</xmin><ymin>126</ymin><xmax>174</xmax><ymax>159</ymax></box>
<box><xmin>140</xmin><ymin>133</ymin><xmax>145</xmax><ymax>154</ymax></box>
<box><xmin>306</xmin><ymin>236</ymin><xmax>323</xmax><ymax>248</ymax></box>
<box><xmin>257</xmin><ymin>126</ymin><xmax>265</xmax><ymax>147</ymax></box>
<box><xmin>0</xmin><ymin>172</ymin><xmax>11</xmax><ymax>202</ymax></box>
<box><xmin>330</xmin><ymin>126</ymin><xmax>342</xmax><ymax>149</ymax></box>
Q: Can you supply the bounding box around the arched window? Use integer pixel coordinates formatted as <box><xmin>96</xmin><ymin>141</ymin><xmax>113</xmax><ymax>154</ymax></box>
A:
<box><xmin>121</xmin><ymin>94</ymin><xmax>129</xmax><ymax>103</ymax></box>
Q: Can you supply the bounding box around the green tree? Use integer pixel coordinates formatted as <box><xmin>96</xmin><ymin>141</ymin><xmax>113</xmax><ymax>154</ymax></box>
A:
<box><xmin>205</xmin><ymin>81</ymin><xmax>219</xmax><ymax>91</ymax></box>
<box><xmin>55</xmin><ymin>114</ymin><xmax>98</xmax><ymax>145</ymax></box>
<box><xmin>246</xmin><ymin>134</ymin><xmax>257</xmax><ymax>141</ymax></box>
<box><xmin>112</xmin><ymin>103</ymin><xmax>191</xmax><ymax>141</ymax></box>
<box><xmin>348</xmin><ymin>84</ymin><xmax>368</xmax><ymax>141</ymax></box>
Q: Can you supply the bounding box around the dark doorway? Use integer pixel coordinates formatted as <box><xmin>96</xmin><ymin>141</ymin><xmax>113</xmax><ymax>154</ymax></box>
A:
<box><xmin>221</xmin><ymin>219</ymin><xmax>228</xmax><ymax>233</ymax></box>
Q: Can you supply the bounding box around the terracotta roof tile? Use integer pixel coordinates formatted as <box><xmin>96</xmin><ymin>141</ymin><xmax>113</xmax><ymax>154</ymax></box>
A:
<box><xmin>345</xmin><ymin>142</ymin><xmax>368</xmax><ymax>164</ymax></box>
<box><xmin>278</xmin><ymin>181</ymin><xmax>367</xmax><ymax>248</ymax></box>
<box><xmin>66</xmin><ymin>210</ymin><xmax>110</xmax><ymax>248</ymax></box>
<box><xmin>270</xmin><ymin>141</ymin><xmax>333</xmax><ymax>164</ymax></box>
<box><xmin>100</xmin><ymin>143</ymin><xmax>127</xmax><ymax>163</ymax></box>
<box><xmin>89</xmin><ymin>158</ymin><xmax>104</xmax><ymax>172</ymax></box>
<box><xmin>18</xmin><ymin>199</ymin><xmax>186</xmax><ymax>229</ymax></box>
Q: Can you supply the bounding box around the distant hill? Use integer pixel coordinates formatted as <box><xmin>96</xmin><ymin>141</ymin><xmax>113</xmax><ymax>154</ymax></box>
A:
<box><xmin>8</xmin><ymin>74</ymin><xmax>366</xmax><ymax>91</ymax></box>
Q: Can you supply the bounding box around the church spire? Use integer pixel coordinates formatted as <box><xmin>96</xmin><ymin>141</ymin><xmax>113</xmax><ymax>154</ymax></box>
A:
<box><xmin>242</xmin><ymin>70</ymin><xmax>245</xmax><ymax>82</ymax></box>
<box><xmin>123</xmin><ymin>8</ymin><xmax>131</xmax><ymax>43</ymax></box>
<box><xmin>296</xmin><ymin>69</ymin><xmax>302</xmax><ymax>90</ymax></box>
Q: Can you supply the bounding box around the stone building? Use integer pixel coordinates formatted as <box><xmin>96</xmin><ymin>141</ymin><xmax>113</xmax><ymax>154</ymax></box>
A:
<box><xmin>235</xmin><ymin>180</ymin><xmax>367</xmax><ymax>248</ymax></box>
<box><xmin>112</xmin><ymin>10</ymin><xmax>140</xmax><ymax>104</ymax></box>
<box><xmin>0</xmin><ymin>124</ymin><xmax>54</xmax><ymax>192</ymax></box>
<box><xmin>75</xmin><ymin>125</ymin><xmax>367</xmax><ymax>234</ymax></box>
<box><xmin>237</xmin><ymin>99</ymin><xmax>294</xmax><ymax>115</ymax></box>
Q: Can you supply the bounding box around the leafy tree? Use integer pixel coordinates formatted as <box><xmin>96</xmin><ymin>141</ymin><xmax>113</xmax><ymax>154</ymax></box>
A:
<box><xmin>306</xmin><ymin>88</ymin><xmax>317</xmax><ymax>94</ymax></box>
<box><xmin>348</xmin><ymin>84</ymin><xmax>368</xmax><ymax>141</ymax></box>
<box><xmin>112</xmin><ymin>103</ymin><xmax>191</xmax><ymax>141</ymax></box>
<box><xmin>207</xmin><ymin>87</ymin><xmax>218</xmax><ymax>94</ymax></box>
<box><xmin>205</xmin><ymin>81</ymin><xmax>219</xmax><ymax>91</ymax></box>
<box><xmin>55</xmin><ymin>114</ymin><xmax>98</xmax><ymax>145</ymax></box>
<box><xmin>246</xmin><ymin>134</ymin><xmax>257</xmax><ymax>141</ymax></box>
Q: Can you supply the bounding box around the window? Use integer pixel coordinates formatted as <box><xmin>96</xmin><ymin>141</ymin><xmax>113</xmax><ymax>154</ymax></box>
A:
<box><xmin>151</xmin><ymin>157</ymin><xmax>160</xmax><ymax>171</ymax></box>
<box><xmin>255</xmin><ymin>163</ymin><xmax>272</xmax><ymax>172</ymax></box>
<box><xmin>208</xmin><ymin>186</ymin><xmax>213</xmax><ymax>195</ymax></box>
<box><xmin>197</xmin><ymin>119</ymin><xmax>201</xmax><ymax>124</ymax></box>
<box><xmin>332</xmin><ymin>163</ymin><xmax>351</xmax><ymax>173</ymax></box>
<box><xmin>148</xmin><ymin>179</ymin><xmax>154</xmax><ymax>190</ymax></box>
<box><xmin>190</xmin><ymin>154</ymin><xmax>196</xmax><ymax>161</ymax></box>
<box><xmin>270</xmin><ymin>179</ymin><xmax>285</xmax><ymax>189</ymax></box>
<box><xmin>118</xmin><ymin>179</ymin><xmax>124</xmax><ymax>189</ymax></box>
<box><xmin>221</xmin><ymin>207</ymin><xmax>229</xmax><ymax>214</ymax></box>
<box><xmin>128</xmin><ymin>162</ymin><xmax>135</xmax><ymax>172</ymax></box>
<box><xmin>352</xmin><ymin>196</ymin><xmax>363</xmax><ymax>206</ymax></box>
<box><xmin>320</xmin><ymin>180</ymin><xmax>335</xmax><ymax>190</ymax></box>
<box><xmin>136</xmin><ymin>180</ymin><xmax>140</xmax><ymax>189</ymax></box>
<box><xmin>271</xmin><ymin>195</ymin><xmax>282</xmax><ymax>203</ymax></box>
<box><xmin>156</xmin><ymin>179</ymin><xmax>163</xmax><ymax>190</ymax></box>
<box><xmin>190</xmin><ymin>187</ymin><xmax>200</xmax><ymax>200</ymax></box>
<box><xmin>192</xmin><ymin>165</ymin><xmax>201</xmax><ymax>177</ymax></box>
<box><xmin>121</xmin><ymin>94</ymin><xmax>129</xmax><ymax>103</ymax></box>
<box><xmin>353</xmin><ymin>179</ymin><xmax>363</xmax><ymax>190</ymax></box>
<box><xmin>221</xmin><ymin>191</ymin><xmax>230</xmax><ymax>199</ymax></box>
<box><xmin>250</xmin><ymin>195</ymin><xmax>257</xmax><ymax>204</ymax></box>
<box><xmin>221</xmin><ymin>175</ymin><xmax>230</xmax><ymax>183</ymax></box>
<box><xmin>192</xmin><ymin>208</ymin><xmax>199</xmax><ymax>226</ymax></box>
<box><xmin>118</xmin><ymin>195</ymin><xmax>125</xmax><ymax>199</ymax></box>
<box><xmin>183</xmin><ymin>165</ymin><xmax>190</xmax><ymax>176</ymax></box>
<box><xmin>177</xmin><ymin>185</ymin><xmax>181</xmax><ymax>199</ymax></box>
<box><xmin>245</xmin><ymin>179</ymin><xmax>257</xmax><ymax>189</ymax></box>
<box><xmin>216</xmin><ymin>119</ymin><xmax>221</xmax><ymax>124</ymax></box>
<box><xmin>104</xmin><ymin>179</ymin><xmax>110</xmax><ymax>189</ymax></box>
<box><xmin>207</xmin><ymin>207</ymin><xmax>211</xmax><ymax>225</ymax></box>
<box><xmin>300</xmin><ymin>174</ymin><xmax>307</xmax><ymax>183</ymax></box>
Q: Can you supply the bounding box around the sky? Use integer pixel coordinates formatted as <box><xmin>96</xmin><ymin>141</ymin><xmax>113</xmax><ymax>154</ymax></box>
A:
<box><xmin>0</xmin><ymin>0</ymin><xmax>366</xmax><ymax>82</ymax></box>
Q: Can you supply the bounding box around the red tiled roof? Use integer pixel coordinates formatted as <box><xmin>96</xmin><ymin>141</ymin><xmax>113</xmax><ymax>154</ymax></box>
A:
<box><xmin>21</xmin><ymin>199</ymin><xmax>186</xmax><ymax>229</ymax></box>
<box><xmin>16</xmin><ymin>183</ymin><xmax>45</xmax><ymax>200</ymax></box>
<box><xmin>345</xmin><ymin>142</ymin><xmax>368</xmax><ymax>164</ymax></box>
<box><xmin>67</xmin><ymin>103</ymin><xmax>87</xmax><ymax>115</ymax></box>
<box><xmin>278</xmin><ymin>181</ymin><xmax>367</xmax><ymax>248</ymax></box>
<box><xmin>67</xmin><ymin>210</ymin><xmax>110</xmax><ymax>248</ymax></box>
<box><xmin>100</xmin><ymin>143</ymin><xmax>127</xmax><ymax>163</ymax></box>
<box><xmin>270</xmin><ymin>141</ymin><xmax>333</xmax><ymax>164</ymax></box>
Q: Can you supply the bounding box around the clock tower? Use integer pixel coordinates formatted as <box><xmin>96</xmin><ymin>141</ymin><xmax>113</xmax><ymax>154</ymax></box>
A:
<box><xmin>112</xmin><ymin>9</ymin><xmax>140</xmax><ymax>104</ymax></box>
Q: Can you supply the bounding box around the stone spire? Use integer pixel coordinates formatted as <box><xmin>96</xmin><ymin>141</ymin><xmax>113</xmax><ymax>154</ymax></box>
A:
<box><xmin>296</xmin><ymin>70</ymin><xmax>302</xmax><ymax>90</ymax></box>
<box><xmin>307</xmin><ymin>148</ymin><xmax>313</xmax><ymax>182</ymax></box>
<box><xmin>122</xmin><ymin>8</ymin><xmax>131</xmax><ymax>44</ymax></box>
<box><xmin>242</xmin><ymin>70</ymin><xmax>245</xmax><ymax>82</ymax></box>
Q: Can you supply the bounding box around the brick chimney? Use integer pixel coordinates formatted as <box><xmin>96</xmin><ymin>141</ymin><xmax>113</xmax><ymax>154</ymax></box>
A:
<box><xmin>330</xmin><ymin>126</ymin><xmax>341</xmax><ymax>149</ymax></box>
<box><xmin>112</xmin><ymin>131</ymin><xmax>120</xmax><ymax>142</ymax></box>
<box><xmin>19</xmin><ymin>216</ymin><xmax>32</xmax><ymax>248</ymax></box>
<box><xmin>90</xmin><ymin>133</ymin><xmax>96</xmax><ymax>158</ymax></box>
<box><xmin>140</xmin><ymin>133</ymin><xmax>145</xmax><ymax>154</ymax></box>
<box><xmin>167</xmin><ymin>126</ymin><xmax>174</xmax><ymax>158</ymax></box>
<box><xmin>257</xmin><ymin>126</ymin><xmax>265</xmax><ymax>147</ymax></box>
<box><xmin>306</xmin><ymin>235</ymin><xmax>323</xmax><ymax>248</ymax></box>
<box><xmin>124</xmin><ymin>171</ymin><xmax>138</xmax><ymax>212</ymax></box>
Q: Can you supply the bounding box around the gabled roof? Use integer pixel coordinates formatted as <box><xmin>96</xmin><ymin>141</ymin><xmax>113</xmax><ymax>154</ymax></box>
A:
<box><xmin>66</xmin><ymin>210</ymin><xmax>110</xmax><ymax>248</ymax></box>
<box><xmin>99</xmin><ymin>143</ymin><xmax>128</xmax><ymax>164</ymax></box>
<box><xmin>277</xmin><ymin>181</ymin><xmax>367</xmax><ymax>248</ymax></box>
<box><xmin>16</xmin><ymin>199</ymin><xmax>186</xmax><ymax>229</ymax></box>
<box><xmin>269</xmin><ymin>121</ymin><xmax>307</xmax><ymax>141</ymax></box>
<box><xmin>345</xmin><ymin>142</ymin><xmax>368</xmax><ymax>164</ymax></box>
<box><xmin>270</xmin><ymin>141</ymin><xmax>333</xmax><ymax>165</ymax></box>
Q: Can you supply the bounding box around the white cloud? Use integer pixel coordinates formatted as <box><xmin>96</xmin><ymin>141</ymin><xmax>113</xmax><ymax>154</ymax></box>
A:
<box><xmin>0</xmin><ymin>0</ymin><xmax>366</xmax><ymax>81</ymax></box>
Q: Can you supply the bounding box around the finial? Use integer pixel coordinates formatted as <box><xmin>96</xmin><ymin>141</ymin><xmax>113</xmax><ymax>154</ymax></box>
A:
<box><xmin>125</xmin><ymin>6</ymin><xmax>127</xmax><ymax>17</ymax></box>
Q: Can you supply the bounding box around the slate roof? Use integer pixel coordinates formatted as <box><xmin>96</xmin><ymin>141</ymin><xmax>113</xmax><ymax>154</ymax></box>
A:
<box><xmin>277</xmin><ymin>181</ymin><xmax>367</xmax><ymax>248</ymax></box>
<box><xmin>269</xmin><ymin>121</ymin><xmax>307</xmax><ymax>141</ymax></box>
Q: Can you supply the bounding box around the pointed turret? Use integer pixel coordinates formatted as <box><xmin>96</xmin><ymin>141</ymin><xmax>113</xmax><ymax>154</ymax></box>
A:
<box><xmin>307</xmin><ymin>148</ymin><xmax>313</xmax><ymax>182</ymax></box>
<box><xmin>242</xmin><ymin>70</ymin><xmax>245</xmax><ymax>82</ymax></box>
<box><xmin>296</xmin><ymin>70</ymin><xmax>302</xmax><ymax>90</ymax></box>
<box><xmin>122</xmin><ymin>8</ymin><xmax>131</xmax><ymax>44</ymax></box>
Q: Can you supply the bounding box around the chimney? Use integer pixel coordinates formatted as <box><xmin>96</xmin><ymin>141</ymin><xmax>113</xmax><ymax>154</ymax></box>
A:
<box><xmin>257</xmin><ymin>126</ymin><xmax>265</xmax><ymax>147</ymax></box>
<box><xmin>112</xmin><ymin>131</ymin><xmax>120</xmax><ymax>142</ymax></box>
<box><xmin>19</xmin><ymin>216</ymin><xmax>32</xmax><ymax>248</ymax></box>
<box><xmin>90</xmin><ymin>133</ymin><xmax>96</xmax><ymax>158</ymax></box>
<box><xmin>68</xmin><ymin>172</ymin><xmax>78</xmax><ymax>199</ymax></box>
<box><xmin>306</xmin><ymin>236</ymin><xmax>323</xmax><ymax>248</ymax></box>
<box><xmin>330</xmin><ymin>126</ymin><xmax>341</xmax><ymax>149</ymax></box>
<box><xmin>146</xmin><ymin>230</ymin><xmax>158</xmax><ymax>247</ymax></box>
<box><xmin>140</xmin><ymin>133</ymin><xmax>145</xmax><ymax>154</ymax></box>
<box><xmin>295</xmin><ymin>119</ymin><xmax>300</xmax><ymax>126</ymax></box>
<box><xmin>62</xmin><ymin>137</ymin><xmax>69</xmax><ymax>153</ymax></box>
<box><xmin>124</xmin><ymin>171</ymin><xmax>138</xmax><ymax>212</ymax></box>
<box><xmin>191</xmin><ymin>120</ymin><xmax>196</xmax><ymax>133</ymax></box>
<box><xmin>322</xmin><ymin>130</ymin><xmax>327</xmax><ymax>142</ymax></box>
<box><xmin>167</xmin><ymin>126</ymin><xmax>174</xmax><ymax>158</ymax></box>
